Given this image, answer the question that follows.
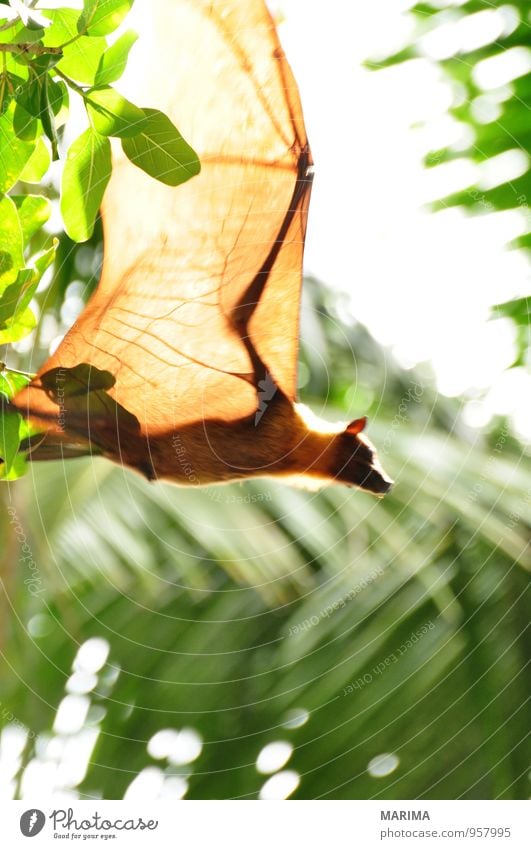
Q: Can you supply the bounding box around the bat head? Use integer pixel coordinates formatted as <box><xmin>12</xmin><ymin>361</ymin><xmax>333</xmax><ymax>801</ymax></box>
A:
<box><xmin>332</xmin><ymin>417</ymin><xmax>393</xmax><ymax>494</ymax></box>
<box><xmin>290</xmin><ymin>407</ymin><xmax>393</xmax><ymax>495</ymax></box>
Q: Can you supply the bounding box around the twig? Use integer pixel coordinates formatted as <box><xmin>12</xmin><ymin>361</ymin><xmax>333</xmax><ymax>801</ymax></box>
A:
<box><xmin>0</xmin><ymin>363</ymin><xmax>36</xmax><ymax>379</ymax></box>
<box><xmin>0</xmin><ymin>42</ymin><xmax>62</xmax><ymax>56</ymax></box>
<box><xmin>54</xmin><ymin>67</ymin><xmax>86</xmax><ymax>97</ymax></box>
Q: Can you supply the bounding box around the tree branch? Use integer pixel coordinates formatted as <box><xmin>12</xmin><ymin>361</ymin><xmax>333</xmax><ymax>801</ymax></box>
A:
<box><xmin>0</xmin><ymin>43</ymin><xmax>62</xmax><ymax>57</ymax></box>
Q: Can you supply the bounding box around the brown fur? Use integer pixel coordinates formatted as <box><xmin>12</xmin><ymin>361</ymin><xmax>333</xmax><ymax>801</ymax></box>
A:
<box><xmin>14</xmin><ymin>387</ymin><xmax>392</xmax><ymax>494</ymax></box>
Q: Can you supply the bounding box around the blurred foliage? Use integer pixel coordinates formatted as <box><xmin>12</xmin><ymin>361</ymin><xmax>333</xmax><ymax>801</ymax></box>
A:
<box><xmin>1</xmin><ymin>279</ymin><xmax>530</xmax><ymax>800</ymax></box>
<box><xmin>368</xmin><ymin>0</ymin><xmax>531</xmax><ymax>365</ymax></box>
<box><xmin>493</xmin><ymin>294</ymin><xmax>531</xmax><ymax>367</ymax></box>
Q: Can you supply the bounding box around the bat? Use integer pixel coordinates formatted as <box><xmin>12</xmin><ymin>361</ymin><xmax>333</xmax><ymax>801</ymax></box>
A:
<box><xmin>12</xmin><ymin>0</ymin><xmax>392</xmax><ymax>495</ymax></box>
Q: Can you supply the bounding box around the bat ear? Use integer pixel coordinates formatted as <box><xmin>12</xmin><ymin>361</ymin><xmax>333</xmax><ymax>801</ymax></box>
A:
<box><xmin>346</xmin><ymin>416</ymin><xmax>367</xmax><ymax>435</ymax></box>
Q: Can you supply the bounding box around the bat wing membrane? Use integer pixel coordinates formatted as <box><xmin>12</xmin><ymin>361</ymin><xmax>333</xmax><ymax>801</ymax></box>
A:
<box><xmin>14</xmin><ymin>0</ymin><xmax>312</xmax><ymax>444</ymax></box>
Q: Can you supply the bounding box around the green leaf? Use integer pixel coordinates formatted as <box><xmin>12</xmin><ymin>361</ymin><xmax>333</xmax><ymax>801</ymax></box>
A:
<box><xmin>0</xmin><ymin>368</ymin><xmax>34</xmax><ymax>476</ymax></box>
<box><xmin>492</xmin><ymin>296</ymin><xmax>531</xmax><ymax>327</ymax></box>
<box><xmin>33</xmin><ymin>241</ymin><xmax>57</xmax><ymax>275</ymax></box>
<box><xmin>13</xmin><ymin>100</ymin><xmax>38</xmax><ymax>141</ymax></box>
<box><xmin>0</xmin><ymin>280</ymin><xmax>30</xmax><ymax>325</ymax></box>
<box><xmin>42</xmin><ymin>7</ymin><xmax>79</xmax><ymax>46</ymax></box>
<box><xmin>0</xmin><ymin>306</ymin><xmax>37</xmax><ymax>343</ymax></box>
<box><xmin>0</xmin><ymin>448</ymin><xmax>28</xmax><ymax>480</ymax></box>
<box><xmin>57</xmin><ymin>35</ymin><xmax>106</xmax><ymax>84</ymax></box>
<box><xmin>0</xmin><ymin>100</ymin><xmax>36</xmax><ymax>192</ymax></box>
<box><xmin>121</xmin><ymin>108</ymin><xmax>200</xmax><ymax>187</ymax></box>
<box><xmin>39</xmin><ymin>74</ymin><xmax>59</xmax><ymax>159</ymax></box>
<box><xmin>61</xmin><ymin>127</ymin><xmax>111</xmax><ymax>242</ymax></box>
<box><xmin>5</xmin><ymin>71</ymin><xmax>27</xmax><ymax>100</ymax></box>
<box><xmin>23</xmin><ymin>76</ymin><xmax>69</xmax><ymax>132</ymax></box>
<box><xmin>11</xmin><ymin>75</ymin><xmax>40</xmax><ymax>140</ymax></box>
<box><xmin>85</xmin><ymin>86</ymin><xmax>145</xmax><ymax>137</ymax></box>
<box><xmin>15</xmin><ymin>73</ymin><xmax>63</xmax><ymax>156</ymax></box>
<box><xmin>32</xmin><ymin>52</ymin><xmax>63</xmax><ymax>73</ymax></box>
<box><xmin>0</xmin><ymin>241</ymin><xmax>56</xmax><ymax>326</ymax></box>
<box><xmin>492</xmin><ymin>295</ymin><xmax>531</xmax><ymax>367</ymax></box>
<box><xmin>0</xmin><ymin>369</ymin><xmax>30</xmax><ymax>401</ymax></box>
<box><xmin>0</xmin><ymin>20</ymin><xmax>44</xmax><ymax>45</ymax></box>
<box><xmin>13</xmin><ymin>195</ymin><xmax>52</xmax><ymax>243</ymax></box>
<box><xmin>3</xmin><ymin>53</ymin><xmax>29</xmax><ymax>80</ymax></box>
<box><xmin>79</xmin><ymin>0</ymin><xmax>134</xmax><ymax>37</ymax></box>
<box><xmin>52</xmin><ymin>88</ymin><xmax>69</xmax><ymax>129</ymax></box>
<box><xmin>95</xmin><ymin>29</ymin><xmax>137</xmax><ymax>85</ymax></box>
<box><xmin>0</xmin><ymin>409</ymin><xmax>21</xmax><ymax>474</ymax></box>
<box><xmin>19</xmin><ymin>136</ymin><xmax>50</xmax><ymax>182</ymax></box>
<box><xmin>14</xmin><ymin>76</ymin><xmax>40</xmax><ymax>117</ymax></box>
<box><xmin>18</xmin><ymin>414</ymin><xmax>40</xmax><ymax>443</ymax></box>
<box><xmin>0</xmin><ymin>242</ymin><xmax>55</xmax><ymax>331</ymax></box>
<box><xmin>48</xmin><ymin>79</ymin><xmax>68</xmax><ymax>121</ymax></box>
<box><xmin>0</xmin><ymin>195</ymin><xmax>24</xmax><ymax>289</ymax></box>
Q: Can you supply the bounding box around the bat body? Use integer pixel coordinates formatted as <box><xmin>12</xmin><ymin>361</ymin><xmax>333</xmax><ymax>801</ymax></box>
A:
<box><xmin>12</xmin><ymin>0</ymin><xmax>392</xmax><ymax>495</ymax></box>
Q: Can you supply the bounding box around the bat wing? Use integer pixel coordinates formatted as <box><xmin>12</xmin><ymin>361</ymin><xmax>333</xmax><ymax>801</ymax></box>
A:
<box><xmin>14</xmin><ymin>0</ymin><xmax>312</xmax><ymax>446</ymax></box>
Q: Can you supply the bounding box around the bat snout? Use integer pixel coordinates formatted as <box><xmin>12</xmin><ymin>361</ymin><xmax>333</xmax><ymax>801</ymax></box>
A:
<box><xmin>357</xmin><ymin>464</ymin><xmax>394</xmax><ymax>495</ymax></box>
<box><xmin>335</xmin><ymin>431</ymin><xmax>394</xmax><ymax>495</ymax></box>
